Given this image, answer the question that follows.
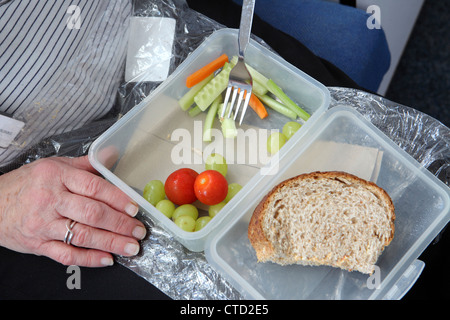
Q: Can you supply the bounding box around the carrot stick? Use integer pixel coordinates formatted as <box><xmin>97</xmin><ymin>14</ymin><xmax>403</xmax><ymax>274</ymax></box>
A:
<box><xmin>186</xmin><ymin>54</ymin><xmax>229</xmax><ymax>88</ymax></box>
<box><xmin>249</xmin><ymin>93</ymin><xmax>268</xmax><ymax>119</ymax></box>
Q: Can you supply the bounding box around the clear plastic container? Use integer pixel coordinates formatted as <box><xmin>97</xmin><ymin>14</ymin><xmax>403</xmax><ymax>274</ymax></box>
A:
<box><xmin>204</xmin><ymin>106</ymin><xmax>450</xmax><ymax>300</ymax></box>
<box><xmin>88</xmin><ymin>29</ymin><xmax>330</xmax><ymax>252</ymax></box>
<box><xmin>89</xmin><ymin>28</ymin><xmax>449</xmax><ymax>299</ymax></box>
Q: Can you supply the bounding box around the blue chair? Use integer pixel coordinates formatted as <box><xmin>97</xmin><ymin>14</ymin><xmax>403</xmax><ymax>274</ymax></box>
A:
<box><xmin>233</xmin><ymin>0</ymin><xmax>391</xmax><ymax>92</ymax></box>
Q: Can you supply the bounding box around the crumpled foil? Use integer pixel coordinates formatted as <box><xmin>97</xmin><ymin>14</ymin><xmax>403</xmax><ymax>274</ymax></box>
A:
<box><xmin>329</xmin><ymin>87</ymin><xmax>449</xmax><ymax>187</ymax></box>
<box><xmin>117</xmin><ymin>215</ymin><xmax>243</xmax><ymax>300</ymax></box>
<box><xmin>116</xmin><ymin>87</ymin><xmax>450</xmax><ymax>300</ymax></box>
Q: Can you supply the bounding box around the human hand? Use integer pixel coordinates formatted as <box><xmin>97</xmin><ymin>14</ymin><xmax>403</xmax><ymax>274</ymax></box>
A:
<box><xmin>0</xmin><ymin>156</ymin><xmax>146</xmax><ymax>267</ymax></box>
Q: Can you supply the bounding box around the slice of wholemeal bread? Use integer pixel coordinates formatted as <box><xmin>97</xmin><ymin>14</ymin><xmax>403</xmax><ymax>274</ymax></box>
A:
<box><xmin>248</xmin><ymin>171</ymin><xmax>395</xmax><ymax>274</ymax></box>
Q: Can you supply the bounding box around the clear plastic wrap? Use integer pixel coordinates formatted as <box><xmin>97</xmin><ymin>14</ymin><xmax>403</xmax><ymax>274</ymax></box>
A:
<box><xmin>116</xmin><ymin>0</ymin><xmax>227</xmax><ymax>114</ymax></box>
<box><xmin>329</xmin><ymin>87</ymin><xmax>450</xmax><ymax>187</ymax></box>
<box><xmin>1</xmin><ymin>0</ymin><xmax>448</xmax><ymax>300</ymax></box>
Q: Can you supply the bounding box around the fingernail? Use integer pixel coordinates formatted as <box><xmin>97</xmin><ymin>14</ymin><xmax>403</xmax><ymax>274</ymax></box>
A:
<box><xmin>124</xmin><ymin>242</ymin><xmax>140</xmax><ymax>256</ymax></box>
<box><xmin>101</xmin><ymin>257</ymin><xmax>114</xmax><ymax>266</ymax></box>
<box><xmin>125</xmin><ymin>202</ymin><xmax>139</xmax><ymax>217</ymax></box>
<box><xmin>133</xmin><ymin>226</ymin><xmax>146</xmax><ymax>240</ymax></box>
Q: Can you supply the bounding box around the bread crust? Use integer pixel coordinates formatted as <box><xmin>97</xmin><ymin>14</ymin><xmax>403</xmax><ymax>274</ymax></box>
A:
<box><xmin>248</xmin><ymin>192</ymin><xmax>274</xmax><ymax>261</ymax></box>
<box><xmin>248</xmin><ymin>171</ymin><xmax>395</xmax><ymax>273</ymax></box>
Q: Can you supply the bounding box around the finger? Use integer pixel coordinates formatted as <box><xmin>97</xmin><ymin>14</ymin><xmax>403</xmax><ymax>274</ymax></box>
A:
<box><xmin>57</xmin><ymin>155</ymin><xmax>99</xmax><ymax>174</ymax></box>
<box><xmin>60</xmin><ymin>165</ymin><xmax>139</xmax><ymax>217</ymax></box>
<box><xmin>41</xmin><ymin>241</ymin><xmax>115</xmax><ymax>268</ymax></box>
<box><xmin>55</xmin><ymin>192</ymin><xmax>146</xmax><ymax>240</ymax></box>
<box><xmin>57</xmin><ymin>221</ymin><xmax>141</xmax><ymax>257</ymax></box>
<box><xmin>64</xmin><ymin>147</ymin><xmax>119</xmax><ymax>172</ymax></box>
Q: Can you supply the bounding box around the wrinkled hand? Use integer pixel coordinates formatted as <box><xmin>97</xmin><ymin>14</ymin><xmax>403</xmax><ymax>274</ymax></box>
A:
<box><xmin>0</xmin><ymin>156</ymin><xmax>146</xmax><ymax>267</ymax></box>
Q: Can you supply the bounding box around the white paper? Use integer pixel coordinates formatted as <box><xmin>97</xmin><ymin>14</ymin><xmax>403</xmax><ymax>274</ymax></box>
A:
<box><xmin>125</xmin><ymin>17</ymin><xmax>176</xmax><ymax>82</ymax></box>
<box><xmin>292</xmin><ymin>141</ymin><xmax>384</xmax><ymax>182</ymax></box>
<box><xmin>0</xmin><ymin>114</ymin><xmax>25</xmax><ymax>148</ymax></box>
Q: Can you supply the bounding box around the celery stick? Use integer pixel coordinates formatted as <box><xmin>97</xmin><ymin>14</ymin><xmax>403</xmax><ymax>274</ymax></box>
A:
<box><xmin>194</xmin><ymin>62</ymin><xmax>233</xmax><ymax>111</ymax></box>
<box><xmin>178</xmin><ymin>74</ymin><xmax>214</xmax><ymax>111</ymax></box>
<box><xmin>245</xmin><ymin>63</ymin><xmax>269</xmax><ymax>86</ymax></box>
<box><xmin>266</xmin><ymin>79</ymin><xmax>310</xmax><ymax>121</ymax></box>
<box><xmin>251</xmin><ymin>79</ymin><xmax>268</xmax><ymax>96</ymax></box>
<box><xmin>256</xmin><ymin>93</ymin><xmax>297</xmax><ymax>120</ymax></box>
<box><xmin>188</xmin><ymin>105</ymin><xmax>202</xmax><ymax>117</ymax></box>
<box><xmin>203</xmin><ymin>95</ymin><xmax>221</xmax><ymax>142</ymax></box>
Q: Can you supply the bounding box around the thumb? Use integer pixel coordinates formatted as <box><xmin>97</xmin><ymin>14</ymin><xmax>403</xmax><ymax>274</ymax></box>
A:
<box><xmin>59</xmin><ymin>146</ymin><xmax>120</xmax><ymax>172</ymax></box>
<box><xmin>73</xmin><ymin>146</ymin><xmax>120</xmax><ymax>171</ymax></box>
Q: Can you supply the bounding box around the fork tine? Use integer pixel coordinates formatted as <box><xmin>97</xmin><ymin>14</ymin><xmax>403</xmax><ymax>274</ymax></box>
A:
<box><xmin>233</xmin><ymin>89</ymin><xmax>245</xmax><ymax>121</ymax></box>
<box><xmin>239</xmin><ymin>90</ymin><xmax>251</xmax><ymax>125</ymax></box>
<box><xmin>221</xmin><ymin>86</ymin><xmax>232</xmax><ymax>118</ymax></box>
<box><xmin>227</xmin><ymin>87</ymin><xmax>239</xmax><ymax>118</ymax></box>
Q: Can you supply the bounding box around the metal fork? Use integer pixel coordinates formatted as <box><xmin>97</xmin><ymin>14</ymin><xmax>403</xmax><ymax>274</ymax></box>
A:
<box><xmin>220</xmin><ymin>0</ymin><xmax>255</xmax><ymax>125</ymax></box>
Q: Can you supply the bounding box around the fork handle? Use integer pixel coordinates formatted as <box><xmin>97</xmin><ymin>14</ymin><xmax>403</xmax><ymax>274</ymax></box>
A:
<box><xmin>238</xmin><ymin>0</ymin><xmax>255</xmax><ymax>58</ymax></box>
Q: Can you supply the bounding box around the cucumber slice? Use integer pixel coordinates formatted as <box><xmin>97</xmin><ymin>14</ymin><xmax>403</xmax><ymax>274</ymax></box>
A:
<box><xmin>179</xmin><ymin>74</ymin><xmax>213</xmax><ymax>111</ymax></box>
<box><xmin>217</xmin><ymin>102</ymin><xmax>237</xmax><ymax>138</ymax></box>
<box><xmin>221</xmin><ymin>117</ymin><xmax>237</xmax><ymax>138</ymax></box>
<box><xmin>194</xmin><ymin>62</ymin><xmax>233</xmax><ymax>111</ymax></box>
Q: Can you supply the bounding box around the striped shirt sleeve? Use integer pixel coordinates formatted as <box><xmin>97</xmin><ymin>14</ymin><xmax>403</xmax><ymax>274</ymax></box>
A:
<box><xmin>0</xmin><ymin>0</ymin><xmax>132</xmax><ymax>166</ymax></box>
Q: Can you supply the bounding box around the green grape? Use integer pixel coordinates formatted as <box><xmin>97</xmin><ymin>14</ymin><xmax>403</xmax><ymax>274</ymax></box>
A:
<box><xmin>172</xmin><ymin>204</ymin><xmax>199</xmax><ymax>221</ymax></box>
<box><xmin>143</xmin><ymin>180</ymin><xmax>165</xmax><ymax>206</ymax></box>
<box><xmin>205</xmin><ymin>153</ymin><xmax>228</xmax><ymax>177</ymax></box>
<box><xmin>195</xmin><ymin>216</ymin><xmax>212</xmax><ymax>231</ymax></box>
<box><xmin>209</xmin><ymin>202</ymin><xmax>226</xmax><ymax>218</ymax></box>
<box><xmin>282</xmin><ymin>121</ymin><xmax>302</xmax><ymax>140</ymax></box>
<box><xmin>225</xmin><ymin>183</ymin><xmax>242</xmax><ymax>202</ymax></box>
<box><xmin>174</xmin><ymin>215</ymin><xmax>196</xmax><ymax>232</ymax></box>
<box><xmin>156</xmin><ymin>199</ymin><xmax>175</xmax><ymax>219</ymax></box>
<box><xmin>267</xmin><ymin>132</ymin><xmax>287</xmax><ymax>155</ymax></box>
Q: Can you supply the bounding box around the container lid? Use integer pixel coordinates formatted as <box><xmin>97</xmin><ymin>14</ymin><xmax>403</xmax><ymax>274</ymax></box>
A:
<box><xmin>205</xmin><ymin>106</ymin><xmax>450</xmax><ymax>300</ymax></box>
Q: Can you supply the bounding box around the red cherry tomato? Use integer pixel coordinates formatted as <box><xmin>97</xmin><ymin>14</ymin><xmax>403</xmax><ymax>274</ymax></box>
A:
<box><xmin>194</xmin><ymin>170</ymin><xmax>228</xmax><ymax>205</ymax></box>
<box><xmin>164</xmin><ymin>168</ymin><xmax>198</xmax><ymax>205</ymax></box>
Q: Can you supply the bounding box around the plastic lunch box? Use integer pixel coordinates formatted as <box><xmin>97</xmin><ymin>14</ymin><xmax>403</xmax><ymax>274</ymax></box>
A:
<box><xmin>89</xmin><ymin>29</ymin><xmax>450</xmax><ymax>299</ymax></box>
